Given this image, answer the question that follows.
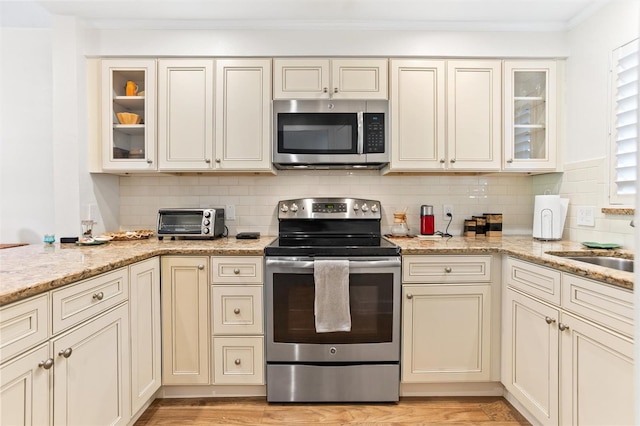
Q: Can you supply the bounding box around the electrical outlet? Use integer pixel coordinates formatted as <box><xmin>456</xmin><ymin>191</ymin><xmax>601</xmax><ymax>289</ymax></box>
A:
<box><xmin>225</xmin><ymin>205</ymin><xmax>236</xmax><ymax>221</ymax></box>
<box><xmin>577</xmin><ymin>206</ymin><xmax>595</xmax><ymax>227</ymax></box>
<box><xmin>443</xmin><ymin>204</ymin><xmax>454</xmax><ymax>220</ymax></box>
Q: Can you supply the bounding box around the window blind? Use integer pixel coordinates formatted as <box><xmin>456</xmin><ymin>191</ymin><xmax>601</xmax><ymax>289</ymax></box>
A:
<box><xmin>611</xmin><ymin>38</ymin><xmax>639</xmax><ymax>201</ymax></box>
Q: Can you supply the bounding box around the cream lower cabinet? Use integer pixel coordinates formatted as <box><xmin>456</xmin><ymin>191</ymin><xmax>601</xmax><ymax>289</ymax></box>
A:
<box><xmin>129</xmin><ymin>258</ymin><xmax>161</xmax><ymax>415</ymax></box>
<box><xmin>211</xmin><ymin>256</ymin><xmax>264</xmax><ymax>385</ymax></box>
<box><xmin>161</xmin><ymin>256</ymin><xmax>210</xmax><ymax>385</ymax></box>
<box><xmin>502</xmin><ymin>257</ymin><xmax>634</xmax><ymax>426</ymax></box>
<box><xmin>402</xmin><ymin>256</ymin><xmax>492</xmax><ymax>382</ymax></box>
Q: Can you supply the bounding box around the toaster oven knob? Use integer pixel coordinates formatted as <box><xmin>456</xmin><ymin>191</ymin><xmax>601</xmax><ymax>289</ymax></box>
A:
<box><xmin>203</xmin><ymin>228</ymin><xmax>210</xmax><ymax>234</ymax></box>
<box><xmin>371</xmin><ymin>204</ymin><xmax>378</xmax><ymax>213</ymax></box>
<box><xmin>290</xmin><ymin>203</ymin><xmax>298</xmax><ymax>212</ymax></box>
<box><xmin>361</xmin><ymin>203</ymin><xmax>369</xmax><ymax>212</ymax></box>
<box><xmin>353</xmin><ymin>203</ymin><xmax>359</xmax><ymax>211</ymax></box>
<box><xmin>204</xmin><ymin>211</ymin><xmax>211</xmax><ymax>218</ymax></box>
<box><xmin>280</xmin><ymin>204</ymin><xmax>289</xmax><ymax>213</ymax></box>
<box><xmin>203</xmin><ymin>219</ymin><xmax>210</xmax><ymax>226</ymax></box>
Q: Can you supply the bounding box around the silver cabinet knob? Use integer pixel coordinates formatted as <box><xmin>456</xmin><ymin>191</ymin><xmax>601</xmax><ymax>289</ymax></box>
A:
<box><xmin>406</xmin><ymin>293</ymin><xmax>413</xmax><ymax>299</ymax></box>
<box><xmin>233</xmin><ymin>308</ymin><xmax>240</xmax><ymax>314</ymax></box>
<box><xmin>92</xmin><ymin>292</ymin><xmax>104</xmax><ymax>301</ymax></box>
<box><xmin>233</xmin><ymin>268</ymin><xmax>240</xmax><ymax>275</ymax></box>
<box><xmin>545</xmin><ymin>317</ymin><xmax>556</xmax><ymax>324</ymax></box>
<box><xmin>215</xmin><ymin>159</ymin><xmax>221</xmax><ymax>163</ymax></box>
<box><xmin>507</xmin><ymin>159</ymin><xmax>514</xmax><ymax>163</ymax></box>
<box><xmin>558</xmin><ymin>323</ymin><xmax>570</xmax><ymax>331</ymax></box>
<box><xmin>58</xmin><ymin>348</ymin><xmax>73</xmax><ymax>358</ymax></box>
<box><xmin>440</xmin><ymin>158</ymin><xmax>445</xmax><ymax>163</ymax></box>
<box><xmin>444</xmin><ymin>267</ymin><xmax>452</xmax><ymax>273</ymax></box>
<box><xmin>39</xmin><ymin>358</ymin><xmax>54</xmax><ymax>370</ymax></box>
<box><xmin>205</xmin><ymin>158</ymin><xmax>211</xmax><ymax>163</ymax></box>
<box><xmin>450</xmin><ymin>158</ymin><xmax>456</xmax><ymax>163</ymax></box>
<box><xmin>234</xmin><ymin>358</ymin><xmax>241</xmax><ymax>365</ymax></box>
<box><xmin>146</xmin><ymin>159</ymin><xmax>153</xmax><ymax>164</ymax></box>
<box><xmin>198</xmin><ymin>264</ymin><xmax>205</xmax><ymax>270</ymax></box>
<box><xmin>323</xmin><ymin>87</ymin><xmax>328</xmax><ymax>93</ymax></box>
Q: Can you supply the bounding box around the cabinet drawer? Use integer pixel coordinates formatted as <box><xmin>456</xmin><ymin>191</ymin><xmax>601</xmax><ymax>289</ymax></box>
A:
<box><xmin>211</xmin><ymin>257</ymin><xmax>263</xmax><ymax>285</ymax></box>
<box><xmin>52</xmin><ymin>268</ymin><xmax>128</xmax><ymax>334</ymax></box>
<box><xmin>562</xmin><ymin>274</ymin><xmax>633</xmax><ymax>337</ymax></box>
<box><xmin>0</xmin><ymin>294</ymin><xmax>49</xmax><ymax>363</ymax></box>
<box><xmin>212</xmin><ymin>336</ymin><xmax>264</xmax><ymax>385</ymax></box>
<box><xmin>402</xmin><ymin>255</ymin><xmax>491</xmax><ymax>283</ymax></box>
<box><xmin>211</xmin><ymin>286</ymin><xmax>263</xmax><ymax>335</ymax></box>
<box><xmin>505</xmin><ymin>257</ymin><xmax>561</xmax><ymax>305</ymax></box>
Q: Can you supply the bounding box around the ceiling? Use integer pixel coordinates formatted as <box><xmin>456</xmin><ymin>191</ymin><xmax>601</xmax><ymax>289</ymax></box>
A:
<box><xmin>1</xmin><ymin>0</ymin><xmax>612</xmax><ymax>31</ymax></box>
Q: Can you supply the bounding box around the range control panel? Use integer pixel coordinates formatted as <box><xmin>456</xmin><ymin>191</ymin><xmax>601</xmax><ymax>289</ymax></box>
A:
<box><xmin>278</xmin><ymin>197</ymin><xmax>381</xmax><ymax>219</ymax></box>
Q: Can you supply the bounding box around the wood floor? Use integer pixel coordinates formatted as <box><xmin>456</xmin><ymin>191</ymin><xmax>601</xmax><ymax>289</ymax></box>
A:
<box><xmin>134</xmin><ymin>396</ymin><xmax>531</xmax><ymax>425</ymax></box>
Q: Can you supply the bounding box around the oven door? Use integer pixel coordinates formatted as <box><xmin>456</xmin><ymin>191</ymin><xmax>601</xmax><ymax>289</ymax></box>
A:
<box><xmin>265</xmin><ymin>256</ymin><xmax>401</xmax><ymax>363</ymax></box>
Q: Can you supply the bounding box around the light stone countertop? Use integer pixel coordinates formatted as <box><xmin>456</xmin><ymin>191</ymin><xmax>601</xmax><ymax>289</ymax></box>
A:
<box><xmin>0</xmin><ymin>235</ymin><xmax>633</xmax><ymax>307</ymax></box>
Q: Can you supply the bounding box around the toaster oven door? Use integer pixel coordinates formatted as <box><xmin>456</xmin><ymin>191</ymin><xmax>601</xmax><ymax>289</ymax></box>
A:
<box><xmin>157</xmin><ymin>210</ymin><xmax>204</xmax><ymax>235</ymax></box>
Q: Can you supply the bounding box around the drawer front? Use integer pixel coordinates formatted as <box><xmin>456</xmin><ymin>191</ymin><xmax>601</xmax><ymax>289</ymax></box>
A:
<box><xmin>562</xmin><ymin>274</ymin><xmax>633</xmax><ymax>337</ymax></box>
<box><xmin>0</xmin><ymin>294</ymin><xmax>49</xmax><ymax>363</ymax></box>
<box><xmin>212</xmin><ymin>336</ymin><xmax>264</xmax><ymax>385</ymax></box>
<box><xmin>211</xmin><ymin>286</ymin><xmax>263</xmax><ymax>335</ymax></box>
<box><xmin>403</xmin><ymin>255</ymin><xmax>492</xmax><ymax>283</ymax></box>
<box><xmin>505</xmin><ymin>257</ymin><xmax>561</xmax><ymax>305</ymax></box>
<box><xmin>211</xmin><ymin>257</ymin><xmax>263</xmax><ymax>285</ymax></box>
<box><xmin>52</xmin><ymin>268</ymin><xmax>128</xmax><ymax>334</ymax></box>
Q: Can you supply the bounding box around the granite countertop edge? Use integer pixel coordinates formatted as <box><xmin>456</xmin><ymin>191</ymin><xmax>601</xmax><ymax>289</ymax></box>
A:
<box><xmin>0</xmin><ymin>235</ymin><xmax>633</xmax><ymax>307</ymax></box>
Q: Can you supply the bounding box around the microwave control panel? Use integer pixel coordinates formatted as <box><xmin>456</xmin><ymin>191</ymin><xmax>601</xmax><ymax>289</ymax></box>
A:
<box><xmin>363</xmin><ymin>113</ymin><xmax>385</xmax><ymax>154</ymax></box>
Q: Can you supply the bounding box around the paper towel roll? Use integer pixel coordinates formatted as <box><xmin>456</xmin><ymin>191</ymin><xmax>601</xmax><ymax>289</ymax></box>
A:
<box><xmin>533</xmin><ymin>195</ymin><xmax>569</xmax><ymax>240</ymax></box>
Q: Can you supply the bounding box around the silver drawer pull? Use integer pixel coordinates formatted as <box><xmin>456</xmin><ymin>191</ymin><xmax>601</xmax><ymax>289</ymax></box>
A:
<box><xmin>233</xmin><ymin>268</ymin><xmax>240</xmax><ymax>275</ymax></box>
<box><xmin>58</xmin><ymin>348</ymin><xmax>73</xmax><ymax>358</ymax></box>
<box><xmin>444</xmin><ymin>267</ymin><xmax>452</xmax><ymax>273</ymax></box>
<box><xmin>92</xmin><ymin>292</ymin><xmax>104</xmax><ymax>301</ymax></box>
<box><xmin>39</xmin><ymin>358</ymin><xmax>54</xmax><ymax>370</ymax></box>
<box><xmin>558</xmin><ymin>323</ymin><xmax>570</xmax><ymax>331</ymax></box>
<box><xmin>545</xmin><ymin>317</ymin><xmax>556</xmax><ymax>325</ymax></box>
<box><xmin>234</xmin><ymin>308</ymin><xmax>240</xmax><ymax>314</ymax></box>
<box><xmin>234</xmin><ymin>359</ymin><xmax>241</xmax><ymax>365</ymax></box>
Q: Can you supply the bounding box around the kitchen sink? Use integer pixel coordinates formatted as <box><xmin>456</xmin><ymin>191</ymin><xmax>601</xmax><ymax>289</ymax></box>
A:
<box><xmin>565</xmin><ymin>256</ymin><xmax>634</xmax><ymax>272</ymax></box>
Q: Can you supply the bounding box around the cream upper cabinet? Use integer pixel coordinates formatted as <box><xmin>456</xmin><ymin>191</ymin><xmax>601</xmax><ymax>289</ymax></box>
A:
<box><xmin>157</xmin><ymin>59</ymin><xmax>215</xmax><ymax>170</ymax></box>
<box><xmin>214</xmin><ymin>59</ymin><xmax>273</xmax><ymax>171</ymax></box>
<box><xmin>503</xmin><ymin>60</ymin><xmax>558</xmax><ymax>171</ymax></box>
<box><xmin>273</xmin><ymin>58</ymin><xmax>388</xmax><ymax>100</ymax></box>
<box><xmin>161</xmin><ymin>256</ymin><xmax>210</xmax><ymax>385</ymax></box>
<box><xmin>389</xmin><ymin>59</ymin><xmax>446</xmax><ymax>170</ymax></box>
<box><xmin>446</xmin><ymin>60</ymin><xmax>502</xmax><ymax>171</ymax></box>
<box><xmin>100</xmin><ymin>59</ymin><xmax>157</xmax><ymax>171</ymax></box>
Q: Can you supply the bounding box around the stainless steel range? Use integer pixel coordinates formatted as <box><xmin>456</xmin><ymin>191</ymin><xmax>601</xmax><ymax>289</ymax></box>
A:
<box><xmin>264</xmin><ymin>197</ymin><xmax>401</xmax><ymax>402</ymax></box>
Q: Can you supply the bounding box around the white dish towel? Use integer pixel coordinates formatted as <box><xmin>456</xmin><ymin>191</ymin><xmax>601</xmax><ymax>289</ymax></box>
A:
<box><xmin>313</xmin><ymin>259</ymin><xmax>351</xmax><ymax>333</ymax></box>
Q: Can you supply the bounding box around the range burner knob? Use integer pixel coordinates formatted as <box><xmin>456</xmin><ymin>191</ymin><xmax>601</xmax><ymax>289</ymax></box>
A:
<box><xmin>280</xmin><ymin>204</ymin><xmax>289</xmax><ymax>213</ymax></box>
<box><xmin>290</xmin><ymin>203</ymin><xmax>298</xmax><ymax>212</ymax></box>
<box><xmin>353</xmin><ymin>203</ymin><xmax>359</xmax><ymax>211</ymax></box>
<box><xmin>361</xmin><ymin>203</ymin><xmax>369</xmax><ymax>212</ymax></box>
<box><xmin>371</xmin><ymin>204</ymin><xmax>379</xmax><ymax>213</ymax></box>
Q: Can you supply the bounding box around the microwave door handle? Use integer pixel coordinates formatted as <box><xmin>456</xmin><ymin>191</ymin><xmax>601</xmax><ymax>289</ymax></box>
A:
<box><xmin>357</xmin><ymin>112</ymin><xmax>364</xmax><ymax>154</ymax></box>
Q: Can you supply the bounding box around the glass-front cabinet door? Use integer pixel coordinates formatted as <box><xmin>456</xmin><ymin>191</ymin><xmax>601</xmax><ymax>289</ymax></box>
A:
<box><xmin>503</xmin><ymin>60</ymin><xmax>557</xmax><ymax>171</ymax></box>
<box><xmin>101</xmin><ymin>59</ymin><xmax>156</xmax><ymax>171</ymax></box>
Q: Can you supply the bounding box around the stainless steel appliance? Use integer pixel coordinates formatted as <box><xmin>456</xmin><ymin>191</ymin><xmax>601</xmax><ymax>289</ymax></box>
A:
<box><xmin>273</xmin><ymin>100</ymin><xmax>389</xmax><ymax>169</ymax></box>
<box><xmin>264</xmin><ymin>197</ymin><xmax>401</xmax><ymax>402</ymax></box>
<box><xmin>157</xmin><ymin>208</ymin><xmax>225</xmax><ymax>240</ymax></box>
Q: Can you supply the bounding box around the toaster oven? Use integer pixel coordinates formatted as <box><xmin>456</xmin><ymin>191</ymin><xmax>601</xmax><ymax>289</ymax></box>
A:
<box><xmin>157</xmin><ymin>208</ymin><xmax>225</xmax><ymax>240</ymax></box>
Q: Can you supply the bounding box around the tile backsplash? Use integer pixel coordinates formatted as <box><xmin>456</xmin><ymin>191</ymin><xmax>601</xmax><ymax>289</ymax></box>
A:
<box><xmin>120</xmin><ymin>170</ymin><xmax>535</xmax><ymax>237</ymax></box>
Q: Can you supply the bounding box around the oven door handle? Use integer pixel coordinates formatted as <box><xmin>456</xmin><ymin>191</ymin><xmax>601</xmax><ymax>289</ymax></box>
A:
<box><xmin>265</xmin><ymin>258</ymin><xmax>401</xmax><ymax>269</ymax></box>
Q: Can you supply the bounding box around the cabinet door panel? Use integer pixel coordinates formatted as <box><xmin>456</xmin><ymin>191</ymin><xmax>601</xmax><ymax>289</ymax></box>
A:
<box><xmin>158</xmin><ymin>59</ymin><xmax>214</xmax><ymax>170</ymax></box>
<box><xmin>273</xmin><ymin>59</ymin><xmax>330</xmax><ymax>99</ymax></box>
<box><xmin>0</xmin><ymin>343</ymin><xmax>50</xmax><ymax>426</ymax></box>
<box><xmin>390</xmin><ymin>60</ymin><xmax>445</xmax><ymax>170</ymax></box>
<box><xmin>52</xmin><ymin>304</ymin><xmax>130</xmax><ymax>426</ymax></box>
<box><xmin>332</xmin><ymin>59</ymin><xmax>388</xmax><ymax>99</ymax></box>
<box><xmin>0</xmin><ymin>294</ymin><xmax>49</xmax><ymax>363</ymax></box>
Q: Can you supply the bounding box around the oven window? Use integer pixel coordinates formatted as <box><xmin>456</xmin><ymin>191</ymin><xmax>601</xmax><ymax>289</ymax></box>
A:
<box><xmin>158</xmin><ymin>212</ymin><xmax>202</xmax><ymax>233</ymax></box>
<box><xmin>272</xmin><ymin>273</ymin><xmax>394</xmax><ymax>344</ymax></box>
<box><xmin>277</xmin><ymin>113</ymin><xmax>358</xmax><ymax>154</ymax></box>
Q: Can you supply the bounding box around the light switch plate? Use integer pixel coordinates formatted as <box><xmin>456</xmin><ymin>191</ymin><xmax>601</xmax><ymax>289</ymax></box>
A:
<box><xmin>225</xmin><ymin>205</ymin><xmax>236</xmax><ymax>221</ymax></box>
<box><xmin>577</xmin><ymin>206</ymin><xmax>595</xmax><ymax>226</ymax></box>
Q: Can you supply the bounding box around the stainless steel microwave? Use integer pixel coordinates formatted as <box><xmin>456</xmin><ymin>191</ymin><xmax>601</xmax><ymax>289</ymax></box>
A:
<box><xmin>273</xmin><ymin>100</ymin><xmax>389</xmax><ymax>169</ymax></box>
<box><xmin>157</xmin><ymin>208</ymin><xmax>225</xmax><ymax>240</ymax></box>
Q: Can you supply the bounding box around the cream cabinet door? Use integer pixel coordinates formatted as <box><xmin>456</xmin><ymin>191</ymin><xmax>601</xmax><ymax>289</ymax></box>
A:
<box><xmin>402</xmin><ymin>284</ymin><xmax>491</xmax><ymax>382</ymax></box>
<box><xmin>52</xmin><ymin>303</ymin><xmax>130</xmax><ymax>426</ymax></box>
<box><xmin>158</xmin><ymin>59</ymin><xmax>215</xmax><ymax>170</ymax></box>
<box><xmin>559</xmin><ymin>312</ymin><xmax>634</xmax><ymax>426</ymax></box>
<box><xmin>273</xmin><ymin>58</ymin><xmax>330</xmax><ymax>99</ymax></box>
<box><xmin>215</xmin><ymin>59</ymin><xmax>272</xmax><ymax>171</ymax></box>
<box><xmin>161</xmin><ymin>256</ymin><xmax>210</xmax><ymax>385</ymax></box>
<box><xmin>331</xmin><ymin>58</ymin><xmax>388</xmax><ymax>99</ymax></box>
<box><xmin>0</xmin><ymin>343</ymin><xmax>50</xmax><ymax>426</ymax></box>
<box><xmin>129</xmin><ymin>258</ymin><xmax>161</xmax><ymax>416</ymax></box>
<box><xmin>502</xmin><ymin>288</ymin><xmax>559</xmax><ymax>426</ymax></box>
<box><xmin>389</xmin><ymin>59</ymin><xmax>446</xmax><ymax>170</ymax></box>
<box><xmin>446</xmin><ymin>60</ymin><xmax>501</xmax><ymax>170</ymax></box>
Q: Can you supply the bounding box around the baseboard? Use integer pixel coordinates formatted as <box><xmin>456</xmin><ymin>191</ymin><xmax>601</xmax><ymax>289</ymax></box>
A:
<box><xmin>158</xmin><ymin>384</ymin><xmax>267</xmax><ymax>398</ymax></box>
<box><xmin>400</xmin><ymin>382</ymin><xmax>505</xmax><ymax>397</ymax></box>
<box><xmin>503</xmin><ymin>390</ymin><xmax>542</xmax><ymax>426</ymax></box>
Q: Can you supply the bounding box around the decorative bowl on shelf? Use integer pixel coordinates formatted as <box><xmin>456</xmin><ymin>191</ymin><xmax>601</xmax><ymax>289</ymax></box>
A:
<box><xmin>116</xmin><ymin>112</ymin><xmax>141</xmax><ymax>125</ymax></box>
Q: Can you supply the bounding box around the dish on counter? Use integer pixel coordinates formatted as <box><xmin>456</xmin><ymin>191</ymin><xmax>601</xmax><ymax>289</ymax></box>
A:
<box><xmin>581</xmin><ymin>241</ymin><xmax>622</xmax><ymax>249</ymax></box>
<box><xmin>76</xmin><ymin>238</ymin><xmax>108</xmax><ymax>246</ymax></box>
<box><xmin>101</xmin><ymin>230</ymin><xmax>154</xmax><ymax>241</ymax></box>
<box><xmin>94</xmin><ymin>236</ymin><xmax>113</xmax><ymax>242</ymax></box>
